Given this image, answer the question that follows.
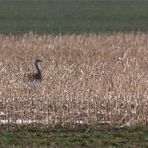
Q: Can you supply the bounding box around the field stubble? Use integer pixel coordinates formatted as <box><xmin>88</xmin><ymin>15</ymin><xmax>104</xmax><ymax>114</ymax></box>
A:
<box><xmin>0</xmin><ymin>33</ymin><xmax>147</xmax><ymax>128</ymax></box>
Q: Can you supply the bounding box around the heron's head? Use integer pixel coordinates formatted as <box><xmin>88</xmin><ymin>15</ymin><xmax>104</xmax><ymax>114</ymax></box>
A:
<box><xmin>34</xmin><ymin>59</ymin><xmax>42</xmax><ymax>65</ymax></box>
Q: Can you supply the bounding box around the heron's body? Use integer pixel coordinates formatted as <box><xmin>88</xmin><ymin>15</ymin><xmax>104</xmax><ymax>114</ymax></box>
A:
<box><xmin>28</xmin><ymin>59</ymin><xmax>42</xmax><ymax>83</ymax></box>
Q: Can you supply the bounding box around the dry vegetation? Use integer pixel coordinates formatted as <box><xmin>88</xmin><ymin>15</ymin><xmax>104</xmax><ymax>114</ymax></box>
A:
<box><xmin>0</xmin><ymin>33</ymin><xmax>147</xmax><ymax>128</ymax></box>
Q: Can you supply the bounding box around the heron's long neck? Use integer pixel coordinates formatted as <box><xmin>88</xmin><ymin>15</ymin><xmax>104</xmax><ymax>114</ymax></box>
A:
<box><xmin>35</xmin><ymin>62</ymin><xmax>41</xmax><ymax>75</ymax></box>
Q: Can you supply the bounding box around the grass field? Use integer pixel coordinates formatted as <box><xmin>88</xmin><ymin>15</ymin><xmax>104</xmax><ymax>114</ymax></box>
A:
<box><xmin>0</xmin><ymin>0</ymin><xmax>148</xmax><ymax>34</ymax></box>
<box><xmin>0</xmin><ymin>33</ymin><xmax>147</xmax><ymax>128</ymax></box>
<box><xmin>0</xmin><ymin>1</ymin><xmax>148</xmax><ymax>147</ymax></box>
<box><xmin>0</xmin><ymin>126</ymin><xmax>148</xmax><ymax>147</ymax></box>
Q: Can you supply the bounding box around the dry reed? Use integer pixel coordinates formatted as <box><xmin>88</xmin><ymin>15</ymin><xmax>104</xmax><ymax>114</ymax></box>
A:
<box><xmin>0</xmin><ymin>32</ymin><xmax>147</xmax><ymax>128</ymax></box>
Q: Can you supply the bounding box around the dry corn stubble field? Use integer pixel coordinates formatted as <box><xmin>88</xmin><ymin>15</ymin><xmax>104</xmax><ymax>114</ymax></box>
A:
<box><xmin>0</xmin><ymin>33</ymin><xmax>147</xmax><ymax>128</ymax></box>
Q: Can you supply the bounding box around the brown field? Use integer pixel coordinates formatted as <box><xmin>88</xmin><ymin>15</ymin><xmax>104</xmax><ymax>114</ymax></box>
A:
<box><xmin>0</xmin><ymin>33</ymin><xmax>147</xmax><ymax>128</ymax></box>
